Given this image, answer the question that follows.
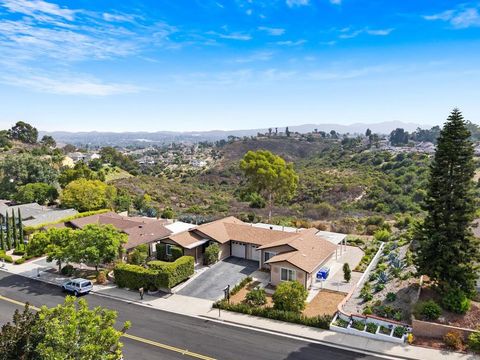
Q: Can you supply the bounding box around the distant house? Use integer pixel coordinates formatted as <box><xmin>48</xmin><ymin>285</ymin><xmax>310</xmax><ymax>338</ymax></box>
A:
<box><xmin>190</xmin><ymin>159</ymin><xmax>207</xmax><ymax>168</ymax></box>
<box><xmin>67</xmin><ymin>152</ymin><xmax>86</xmax><ymax>163</ymax></box>
<box><xmin>0</xmin><ymin>202</ymin><xmax>78</xmax><ymax>228</ymax></box>
<box><xmin>85</xmin><ymin>153</ymin><xmax>101</xmax><ymax>162</ymax></box>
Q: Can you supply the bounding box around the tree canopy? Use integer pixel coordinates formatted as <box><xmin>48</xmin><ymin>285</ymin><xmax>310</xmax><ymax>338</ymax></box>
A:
<box><xmin>240</xmin><ymin>150</ymin><xmax>298</xmax><ymax>220</ymax></box>
<box><xmin>389</xmin><ymin>128</ymin><xmax>409</xmax><ymax>146</ymax></box>
<box><xmin>14</xmin><ymin>182</ymin><xmax>58</xmax><ymax>205</ymax></box>
<box><xmin>61</xmin><ymin>179</ymin><xmax>116</xmax><ymax>212</ymax></box>
<box><xmin>0</xmin><ymin>297</ymin><xmax>130</xmax><ymax>360</ymax></box>
<box><xmin>8</xmin><ymin>121</ymin><xmax>38</xmax><ymax>144</ymax></box>
<box><xmin>414</xmin><ymin>109</ymin><xmax>480</xmax><ymax>297</ymax></box>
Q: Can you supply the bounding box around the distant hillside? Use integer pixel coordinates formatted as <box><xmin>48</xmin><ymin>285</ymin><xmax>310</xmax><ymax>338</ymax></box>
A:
<box><xmin>40</xmin><ymin>121</ymin><xmax>425</xmax><ymax>147</ymax></box>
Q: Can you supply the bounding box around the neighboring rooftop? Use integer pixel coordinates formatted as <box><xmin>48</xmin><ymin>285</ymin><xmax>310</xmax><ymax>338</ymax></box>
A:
<box><xmin>0</xmin><ymin>202</ymin><xmax>78</xmax><ymax>227</ymax></box>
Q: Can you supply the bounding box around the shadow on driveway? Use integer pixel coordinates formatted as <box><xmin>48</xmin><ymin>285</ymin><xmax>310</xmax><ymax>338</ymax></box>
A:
<box><xmin>177</xmin><ymin>257</ymin><xmax>258</xmax><ymax>300</ymax></box>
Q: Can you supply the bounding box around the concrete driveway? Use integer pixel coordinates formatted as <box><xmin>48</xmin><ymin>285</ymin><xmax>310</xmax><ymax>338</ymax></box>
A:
<box><xmin>177</xmin><ymin>257</ymin><xmax>258</xmax><ymax>300</ymax></box>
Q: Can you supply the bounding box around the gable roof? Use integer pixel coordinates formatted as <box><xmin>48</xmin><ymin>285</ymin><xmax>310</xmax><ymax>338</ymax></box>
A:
<box><xmin>224</xmin><ymin>223</ymin><xmax>298</xmax><ymax>246</ymax></box>
<box><xmin>166</xmin><ymin>230</ymin><xmax>204</xmax><ymax>249</ymax></box>
<box><xmin>265</xmin><ymin>229</ymin><xmax>337</xmax><ymax>273</ymax></box>
<box><xmin>193</xmin><ymin>216</ymin><xmax>244</xmax><ymax>243</ymax></box>
<box><xmin>66</xmin><ymin>212</ymin><xmax>172</xmax><ymax>250</ymax></box>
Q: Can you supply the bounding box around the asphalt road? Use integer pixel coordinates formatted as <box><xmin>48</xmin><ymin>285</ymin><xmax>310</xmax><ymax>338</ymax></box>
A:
<box><xmin>0</xmin><ymin>271</ymin><xmax>383</xmax><ymax>360</ymax></box>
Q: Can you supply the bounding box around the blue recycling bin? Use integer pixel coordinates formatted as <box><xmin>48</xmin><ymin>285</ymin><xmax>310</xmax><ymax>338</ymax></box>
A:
<box><xmin>316</xmin><ymin>267</ymin><xmax>330</xmax><ymax>280</ymax></box>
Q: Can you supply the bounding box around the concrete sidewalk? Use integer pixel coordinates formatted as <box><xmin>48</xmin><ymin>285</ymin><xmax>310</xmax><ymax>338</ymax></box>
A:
<box><xmin>2</xmin><ymin>259</ymin><xmax>478</xmax><ymax>360</ymax></box>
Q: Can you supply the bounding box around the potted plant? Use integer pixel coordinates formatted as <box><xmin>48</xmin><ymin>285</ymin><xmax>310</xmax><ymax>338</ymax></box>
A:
<box><xmin>379</xmin><ymin>325</ymin><xmax>392</xmax><ymax>336</ymax></box>
<box><xmin>393</xmin><ymin>326</ymin><xmax>406</xmax><ymax>339</ymax></box>
<box><xmin>351</xmin><ymin>319</ymin><xmax>366</xmax><ymax>331</ymax></box>
<box><xmin>366</xmin><ymin>322</ymin><xmax>378</xmax><ymax>334</ymax></box>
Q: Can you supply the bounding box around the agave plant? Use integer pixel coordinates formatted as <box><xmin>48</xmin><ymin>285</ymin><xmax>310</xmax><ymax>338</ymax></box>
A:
<box><xmin>378</xmin><ymin>271</ymin><xmax>389</xmax><ymax>284</ymax></box>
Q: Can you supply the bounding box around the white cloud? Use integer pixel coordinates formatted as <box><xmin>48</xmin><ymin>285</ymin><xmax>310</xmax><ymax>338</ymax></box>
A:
<box><xmin>208</xmin><ymin>30</ymin><xmax>252</xmax><ymax>40</ymax></box>
<box><xmin>286</xmin><ymin>0</ymin><xmax>309</xmax><ymax>8</ymax></box>
<box><xmin>424</xmin><ymin>7</ymin><xmax>480</xmax><ymax>29</ymax></box>
<box><xmin>1</xmin><ymin>0</ymin><xmax>76</xmax><ymax>21</ymax></box>
<box><xmin>339</xmin><ymin>27</ymin><xmax>394</xmax><ymax>39</ymax></box>
<box><xmin>246</xmin><ymin>9</ymin><xmax>253</xmax><ymax>15</ymax></box>
<box><xmin>276</xmin><ymin>39</ymin><xmax>306</xmax><ymax>46</ymax></box>
<box><xmin>330</xmin><ymin>0</ymin><xmax>341</xmax><ymax>4</ymax></box>
<box><xmin>234</xmin><ymin>51</ymin><xmax>274</xmax><ymax>63</ymax></box>
<box><xmin>258</xmin><ymin>26</ymin><xmax>285</xmax><ymax>36</ymax></box>
<box><xmin>308</xmin><ymin>65</ymin><xmax>397</xmax><ymax>80</ymax></box>
<box><xmin>1</xmin><ymin>71</ymin><xmax>140</xmax><ymax>95</ymax></box>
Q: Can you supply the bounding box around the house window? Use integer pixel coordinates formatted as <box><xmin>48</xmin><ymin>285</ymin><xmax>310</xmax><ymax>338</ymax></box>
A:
<box><xmin>264</xmin><ymin>251</ymin><xmax>275</xmax><ymax>262</ymax></box>
<box><xmin>281</xmin><ymin>268</ymin><xmax>296</xmax><ymax>281</ymax></box>
<box><xmin>166</xmin><ymin>244</ymin><xmax>173</xmax><ymax>256</ymax></box>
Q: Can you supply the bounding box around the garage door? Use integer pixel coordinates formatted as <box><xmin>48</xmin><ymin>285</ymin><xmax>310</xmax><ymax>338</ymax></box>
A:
<box><xmin>251</xmin><ymin>245</ymin><xmax>260</xmax><ymax>261</ymax></box>
<box><xmin>232</xmin><ymin>242</ymin><xmax>246</xmax><ymax>258</ymax></box>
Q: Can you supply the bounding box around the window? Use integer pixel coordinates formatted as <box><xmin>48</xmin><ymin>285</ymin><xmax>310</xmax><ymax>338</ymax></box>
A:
<box><xmin>281</xmin><ymin>268</ymin><xmax>296</xmax><ymax>281</ymax></box>
<box><xmin>264</xmin><ymin>251</ymin><xmax>275</xmax><ymax>262</ymax></box>
<box><xmin>166</xmin><ymin>244</ymin><xmax>173</xmax><ymax>256</ymax></box>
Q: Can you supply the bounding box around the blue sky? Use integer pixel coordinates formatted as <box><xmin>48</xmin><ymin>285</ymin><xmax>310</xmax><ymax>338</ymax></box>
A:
<box><xmin>0</xmin><ymin>0</ymin><xmax>480</xmax><ymax>132</ymax></box>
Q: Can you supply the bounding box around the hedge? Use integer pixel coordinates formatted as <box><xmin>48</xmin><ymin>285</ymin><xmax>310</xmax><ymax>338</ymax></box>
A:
<box><xmin>156</xmin><ymin>243</ymin><xmax>167</xmax><ymax>260</ymax></box>
<box><xmin>171</xmin><ymin>246</ymin><xmax>183</xmax><ymax>261</ymax></box>
<box><xmin>115</xmin><ymin>256</ymin><xmax>194</xmax><ymax>290</ymax></box>
<box><xmin>213</xmin><ymin>301</ymin><xmax>332</xmax><ymax>329</ymax></box>
<box><xmin>114</xmin><ymin>263</ymin><xmax>160</xmax><ymax>291</ymax></box>
<box><xmin>0</xmin><ymin>253</ymin><xmax>13</xmax><ymax>263</ymax></box>
<box><xmin>148</xmin><ymin>256</ymin><xmax>194</xmax><ymax>288</ymax></box>
<box><xmin>24</xmin><ymin>209</ymin><xmax>111</xmax><ymax>233</ymax></box>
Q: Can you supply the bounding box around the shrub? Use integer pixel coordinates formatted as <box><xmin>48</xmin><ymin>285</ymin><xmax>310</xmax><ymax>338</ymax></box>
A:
<box><xmin>343</xmin><ymin>263</ymin><xmax>351</xmax><ymax>283</ymax></box>
<box><xmin>14</xmin><ymin>257</ymin><xmax>25</xmax><ymax>265</ymax></box>
<box><xmin>204</xmin><ymin>243</ymin><xmax>220</xmax><ymax>265</ymax></box>
<box><xmin>379</xmin><ymin>325</ymin><xmax>392</xmax><ymax>335</ymax></box>
<box><xmin>351</xmin><ymin>319</ymin><xmax>365</xmax><ymax>331</ymax></box>
<box><xmin>170</xmin><ymin>246</ymin><xmax>183</xmax><ymax>261</ymax></box>
<box><xmin>360</xmin><ymin>283</ymin><xmax>373</xmax><ymax>302</ymax></box>
<box><xmin>468</xmin><ymin>327</ymin><xmax>480</xmax><ymax>353</ymax></box>
<box><xmin>128</xmin><ymin>246</ymin><xmax>148</xmax><ymax>265</ymax></box>
<box><xmin>393</xmin><ymin>326</ymin><xmax>407</xmax><ymax>338</ymax></box>
<box><xmin>374</xmin><ymin>229</ymin><xmax>391</xmax><ymax>242</ymax></box>
<box><xmin>230</xmin><ymin>276</ymin><xmax>252</xmax><ymax>295</ymax></box>
<box><xmin>375</xmin><ymin>283</ymin><xmax>385</xmax><ymax>292</ymax></box>
<box><xmin>363</xmin><ymin>306</ymin><xmax>373</xmax><ymax>315</ymax></box>
<box><xmin>442</xmin><ymin>288</ymin><xmax>471</xmax><ymax>314</ymax></box>
<box><xmin>443</xmin><ymin>331</ymin><xmax>463</xmax><ymax>350</ymax></box>
<box><xmin>96</xmin><ymin>271</ymin><xmax>107</xmax><ymax>284</ymax></box>
<box><xmin>272</xmin><ymin>281</ymin><xmax>308</xmax><ymax>313</ymax></box>
<box><xmin>366</xmin><ymin>322</ymin><xmax>378</xmax><ymax>334</ymax></box>
<box><xmin>155</xmin><ymin>243</ymin><xmax>167</xmax><ymax>260</ymax></box>
<box><xmin>417</xmin><ymin>300</ymin><xmax>442</xmax><ymax>320</ymax></box>
<box><xmin>12</xmin><ymin>249</ymin><xmax>25</xmax><ymax>256</ymax></box>
<box><xmin>161</xmin><ymin>207</ymin><xmax>175</xmax><ymax>219</ymax></box>
<box><xmin>213</xmin><ymin>301</ymin><xmax>332</xmax><ymax>330</ymax></box>
<box><xmin>0</xmin><ymin>253</ymin><xmax>13</xmax><ymax>263</ymax></box>
<box><xmin>147</xmin><ymin>256</ymin><xmax>195</xmax><ymax>288</ymax></box>
<box><xmin>114</xmin><ymin>263</ymin><xmax>159</xmax><ymax>291</ymax></box>
<box><xmin>245</xmin><ymin>287</ymin><xmax>267</xmax><ymax>306</ymax></box>
<box><xmin>386</xmin><ymin>292</ymin><xmax>397</xmax><ymax>302</ymax></box>
<box><xmin>333</xmin><ymin>317</ymin><xmax>349</xmax><ymax>328</ymax></box>
<box><xmin>61</xmin><ymin>264</ymin><xmax>74</xmax><ymax>276</ymax></box>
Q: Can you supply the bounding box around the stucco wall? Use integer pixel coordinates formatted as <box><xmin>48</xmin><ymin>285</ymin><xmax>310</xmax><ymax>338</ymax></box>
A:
<box><xmin>270</xmin><ymin>261</ymin><xmax>306</xmax><ymax>287</ymax></box>
<box><xmin>412</xmin><ymin>318</ymin><xmax>476</xmax><ymax>340</ymax></box>
<box><xmin>218</xmin><ymin>241</ymin><xmax>230</xmax><ymax>260</ymax></box>
<box><xmin>260</xmin><ymin>245</ymin><xmax>294</xmax><ymax>269</ymax></box>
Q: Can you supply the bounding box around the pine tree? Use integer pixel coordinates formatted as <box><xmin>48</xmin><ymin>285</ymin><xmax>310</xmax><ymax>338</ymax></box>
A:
<box><xmin>11</xmin><ymin>211</ymin><xmax>18</xmax><ymax>250</ymax></box>
<box><xmin>18</xmin><ymin>209</ymin><xmax>24</xmax><ymax>249</ymax></box>
<box><xmin>414</xmin><ymin>108</ymin><xmax>480</xmax><ymax>296</ymax></box>
<box><xmin>0</xmin><ymin>217</ymin><xmax>5</xmax><ymax>251</ymax></box>
<box><xmin>5</xmin><ymin>212</ymin><xmax>10</xmax><ymax>250</ymax></box>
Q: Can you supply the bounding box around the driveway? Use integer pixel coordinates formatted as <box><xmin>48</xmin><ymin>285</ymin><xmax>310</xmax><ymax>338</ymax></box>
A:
<box><xmin>177</xmin><ymin>257</ymin><xmax>258</xmax><ymax>300</ymax></box>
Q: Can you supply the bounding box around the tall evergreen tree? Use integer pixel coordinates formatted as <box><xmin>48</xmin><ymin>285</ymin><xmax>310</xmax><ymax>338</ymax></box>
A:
<box><xmin>11</xmin><ymin>210</ymin><xmax>18</xmax><ymax>250</ymax></box>
<box><xmin>18</xmin><ymin>209</ymin><xmax>24</xmax><ymax>248</ymax></box>
<box><xmin>414</xmin><ymin>109</ymin><xmax>480</xmax><ymax>296</ymax></box>
<box><xmin>5</xmin><ymin>212</ymin><xmax>11</xmax><ymax>250</ymax></box>
<box><xmin>0</xmin><ymin>217</ymin><xmax>5</xmax><ymax>251</ymax></box>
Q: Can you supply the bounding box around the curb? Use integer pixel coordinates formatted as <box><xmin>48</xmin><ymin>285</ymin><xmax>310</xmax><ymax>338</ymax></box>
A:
<box><xmin>199</xmin><ymin>314</ymin><xmax>411</xmax><ymax>360</ymax></box>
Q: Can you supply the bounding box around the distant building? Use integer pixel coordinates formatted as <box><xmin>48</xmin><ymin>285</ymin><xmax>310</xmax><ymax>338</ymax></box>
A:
<box><xmin>67</xmin><ymin>152</ymin><xmax>86</xmax><ymax>163</ymax></box>
<box><xmin>61</xmin><ymin>156</ymin><xmax>75</xmax><ymax>168</ymax></box>
<box><xmin>190</xmin><ymin>159</ymin><xmax>207</xmax><ymax>168</ymax></box>
<box><xmin>0</xmin><ymin>202</ymin><xmax>78</xmax><ymax>227</ymax></box>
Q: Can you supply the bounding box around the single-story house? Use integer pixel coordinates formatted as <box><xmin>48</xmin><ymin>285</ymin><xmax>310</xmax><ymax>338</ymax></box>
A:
<box><xmin>0</xmin><ymin>202</ymin><xmax>78</xmax><ymax>228</ymax></box>
<box><xmin>63</xmin><ymin>212</ymin><xmax>190</xmax><ymax>253</ymax></box>
<box><xmin>159</xmin><ymin>216</ymin><xmax>343</xmax><ymax>289</ymax></box>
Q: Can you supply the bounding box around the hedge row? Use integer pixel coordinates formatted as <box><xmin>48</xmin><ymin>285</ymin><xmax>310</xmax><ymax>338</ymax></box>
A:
<box><xmin>114</xmin><ymin>256</ymin><xmax>194</xmax><ymax>290</ymax></box>
<box><xmin>213</xmin><ymin>301</ymin><xmax>332</xmax><ymax>329</ymax></box>
<box><xmin>24</xmin><ymin>209</ymin><xmax>111</xmax><ymax>232</ymax></box>
<box><xmin>148</xmin><ymin>256</ymin><xmax>194</xmax><ymax>288</ymax></box>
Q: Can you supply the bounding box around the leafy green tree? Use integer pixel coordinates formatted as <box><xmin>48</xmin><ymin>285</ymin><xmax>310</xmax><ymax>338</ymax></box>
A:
<box><xmin>8</xmin><ymin>121</ymin><xmax>38</xmax><ymax>144</ymax></box>
<box><xmin>0</xmin><ymin>154</ymin><xmax>58</xmax><ymax>198</ymax></box>
<box><xmin>127</xmin><ymin>244</ymin><xmax>149</xmax><ymax>265</ymax></box>
<box><xmin>414</xmin><ymin>109</ymin><xmax>480</xmax><ymax>297</ymax></box>
<box><xmin>161</xmin><ymin>207</ymin><xmax>175</xmax><ymax>219</ymax></box>
<box><xmin>272</xmin><ymin>281</ymin><xmax>308</xmax><ymax>313</ymax></box>
<box><xmin>0</xmin><ymin>130</ymin><xmax>12</xmax><ymax>149</ymax></box>
<box><xmin>14</xmin><ymin>182</ymin><xmax>58</xmax><ymax>205</ymax></box>
<box><xmin>40</xmin><ymin>135</ymin><xmax>56</xmax><ymax>148</ymax></box>
<box><xmin>0</xmin><ymin>297</ymin><xmax>130</xmax><ymax>360</ymax></box>
<box><xmin>0</xmin><ymin>217</ymin><xmax>5</xmax><ymax>251</ymax></box>
<box><xmin>59</xmin><ymin>162</ymin><xmax>105</xmax><ymax>188</ymax></box>
<box><xmin>45</xmin><ymin>228</ymin><xmax>76</xmax><ymax>271</ymax></box>
<box><xmin>240</xmin><ymin>150</ymin><xmax>299</xmax><ymax>220</ymax></box>
<box><xmin>389</xmin><ymin>128</ymin><xmax>409</xmax><ymax>146</ymax></box>
<box><xmin>11</xmin><ymin>211</ymin><xmax>18</xmax><ymax>250</ymax></box>
<box><xmin>76</xmin><ymin>224</ymin><xmax>127</xmax><ymax>271</ymax></box>
<box><xmin>18</xmin><ymin>209</ymin><xmax>24</xmax><ymax>247</ymax></box>
<box><xmin>0</xmin><ymin>304</ymin><xmax>41</xmax><ymax>359</ymax></box>
<box><xmin>5</xmin><ymin>212</ymin><xmax>11</xmax><ymax>250</ymax></box>
<box><xmin>61</xmin><ymin>179</ymin><xmax>116</xmax><ymax>212</ymax></box>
